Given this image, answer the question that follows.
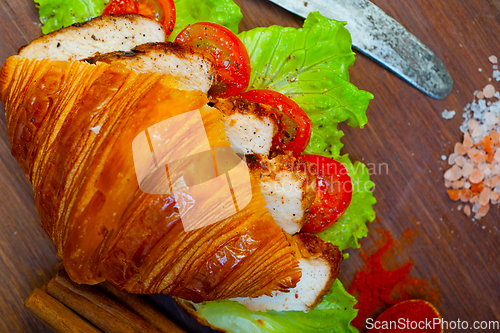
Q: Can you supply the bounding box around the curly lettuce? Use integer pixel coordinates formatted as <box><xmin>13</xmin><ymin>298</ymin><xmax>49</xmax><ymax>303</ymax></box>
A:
<box><xmin>34</xmin><ymin>0</ymin><xmax>107</xmax><ymax>34</ymax></box>
<box><xmin>169</xmin><ymin>0</ymin><xmax>242</xmax><ymax>39</ymax></box>
<box><xmin>319</xmin><ymin>155</ymin><xmax>376</xmax><ymax>251</ymax></box>
<box><xmin>195</xmin><ymin>279</ymin><xmax>358</xmax><ymax>333</ymax></box>
<box><xmin>239</xmin><ymin>12</ymin><xmax>376</xmax><ymax>250</ymax></box>
<box><xmin>35</xmin><ymin>0</ymin><xmax>242</xmax><ymax>35</ymax></box>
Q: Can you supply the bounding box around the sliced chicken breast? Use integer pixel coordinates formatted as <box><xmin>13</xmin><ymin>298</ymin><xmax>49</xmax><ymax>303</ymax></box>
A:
<box><xmin>86</xmin><ymin>42</ymin><xmax>215</xmax><ymax>93</ymax></box>
<box><xmin>232</xmin><ymin>258</ymin><xmax>329</xmax><ymax>312</ymax></box>
<box><xmin>223</xmin><ymin>113</ymin><xmax>275</xmax><ymax>155</ymax></box>
<box><xmin>18</xmin><ymin>14</ymin><xmax>166</xmax><ymax>61</ymax></box>
<box><xmin>248</xmin><ymin>154</ymin><xmax>316</xmax><ymax>235</ymax></box>
<box><xmin>231</xmin><ymin>233</ymin><xmax>342</xmax><ymax>312</ymax></box>
<box><xmin>213</xmin><ymin>97</ymin><xmax>277</xmax><ymax>156</ymax></box>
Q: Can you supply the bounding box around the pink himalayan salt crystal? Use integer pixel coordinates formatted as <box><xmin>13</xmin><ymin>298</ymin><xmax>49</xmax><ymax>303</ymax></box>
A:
<box><xmin>491</xmin><ymin>191</ymin><xmax>500</xmax><ymax>202</ymax></box>
<box><xmin>444</xmin><ymin>165</ymin><xmax>463</xmax><ymax>181</ymax></box>
<box><xmin>489</xmin><ymin>55</ymin><xmax>498</xmax><ymax>64</ymax></box>
<box><xmin>467</xmin><ymin>119</ymin><xmax>478</xmax><ymax>131</ymax></box>
<box><xmin>491</xmin><ymin>175</ymin><xmax>500</xmax><ymax>187</ymax></box>
<box><xmin>494</xmin><ymin>149</ymin><xmax>500</xmax><ymax>163</ymax></box>
<box><xmin>476</xmin><ymin>91</ymin><xmax>485</xmax><ymax>99</ymax></box>
<box><xmin>444</xmin><ymin>179</ymin><xmax>452</xmax><ymax>188</ymax></box>
<box><xmin>468</xmin><ymin>148</ymin><xmax>488</xmax><ymax>163</ymax></box>
<box><xmin>483</xmin><ymin>84</ymin><xmax>496</xmax><ymax>99</ymax></box>
<box><xmin>470</xmin><ymin>195</ymin><xmax>479</xmax><ymax>203</ymax></box>
<box><xmin>471</xmin><ymin>125</ymin><xmax>485</xmax><ymax>138</ymax></box>
<box><xmin>463</xmin><ymin>205</ymin><xmax>471</xmax><ymax>216</ymax></box>
<box><xmin>452</xmin><ymin>180</ymin><xmax>465</xmax><ymax>189</ymax></box>
<box><xmin>462</xmin><ymin>162</ymin><xmax>475</xmax><ymax>178</ymax></box>
<box><xmin>484</xmin><ymin>178</ymin><xmax>493</xmax><ymax>187</ymax></box>
<box><xmin>460</xmin><ymin>193</ymin><xmax>472</xmax><ymax>203</ymax></box>
<box><xmin>479</xmin><ymin>187</ymin><xmax>492</xmax><ymax>206</ymax></box>
<box><xmin>478</xmin><ymin>162</ymin><xmax>489</xmax><ymax>171</ymax></box>
<box><xmin>454</xmin><ymin>155</ymin><xmax>466</xmax><ymax>167</ymax></box>
<box><xmin>478</xmin><ymin>203</ymin><xmax>490</xmax><ymax>217</ymax></box>
<box><xmin>484</xmin><ymin>112</ymin><xmax>499</xmax><ymax>126</ymax></box>
<box><xmin>468</xmin><ymin>168</ymin><xmax>484</xmax><ymax>183</ymax></box>
<box><xmin>463</xmin><ymin>132</ymin><xmax>474</xmax><ymax>148</ymax></box>
<box><xmin>492</xmin><ymin>164</ymin><xmax>500</xmax><ymax>175</ymax></box>
<box><xmin>448</xmin><ymin>153</ymin><xmax>458</xmax><ymax>165</ymax></box>
<box><xmin>490</xmin><ymin>130</ymin><xmax>500</xmax><ymax>144</ymax></box>
<box><xmin>454</xmin><ymin>142</ymin><xmax>468</xmax><ymax>155</ymax></box>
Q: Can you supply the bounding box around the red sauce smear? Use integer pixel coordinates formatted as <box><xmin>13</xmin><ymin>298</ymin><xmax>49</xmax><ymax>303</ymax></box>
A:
<box><xmin>348</xmin><ymin>228</ymin><xmax>440</xmax><ymax>331</ymax></box>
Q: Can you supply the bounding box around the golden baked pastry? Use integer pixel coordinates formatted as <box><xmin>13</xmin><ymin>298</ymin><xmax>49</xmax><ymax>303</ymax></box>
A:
<box><xmin>0</xmin><ymin>56</ymin><xmax>303</xmax><ymax>301</ymax></box>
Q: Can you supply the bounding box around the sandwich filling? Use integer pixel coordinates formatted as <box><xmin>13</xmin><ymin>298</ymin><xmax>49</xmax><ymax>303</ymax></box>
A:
<box><xmin>14</xmin><ymin>13</ymin><xmax>347</xmax><ymax>313</ymax></box>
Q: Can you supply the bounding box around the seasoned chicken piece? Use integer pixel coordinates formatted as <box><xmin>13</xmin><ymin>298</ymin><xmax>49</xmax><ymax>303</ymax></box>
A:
<box><xmin>18</xmin><ymin>14</ymin><xmax>166</xmax><ymax>61</ymax></box>
<box><xmin>231</xmin><ymin>233</ymin><xmax>342</xmax><ymax>312</ymax></box>
<box><xmin>247</xmin><ymin>154</ymin><xmax>317</xmax><ymax>235</ymax></box>
<box><xmin>212</xmin><ymin>97</ymin><xmax>277</xmax><ymax>156</ymax></box>
<box><xmin>86</xmin><ymin>42</ymin><xmax>216</xmax><ymax>93</ymax></box>
<box><xmin>223</xmin><ymin>113</ymin><xmax>275</xmax><ymax>155</ymax></box>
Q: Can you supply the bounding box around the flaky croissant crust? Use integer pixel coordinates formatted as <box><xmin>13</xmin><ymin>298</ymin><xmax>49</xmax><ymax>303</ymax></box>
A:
<box><xmin>0</xmin><ymin>56</ymin><xmax>302</xmax><ymax>302</ymax></box>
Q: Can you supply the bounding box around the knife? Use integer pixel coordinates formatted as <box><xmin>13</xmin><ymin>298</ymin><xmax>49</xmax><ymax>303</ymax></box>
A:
<box><xmin>269</xmin><ymin>0</ymin><xmax>453</xmax><ymax>100</ymax></box>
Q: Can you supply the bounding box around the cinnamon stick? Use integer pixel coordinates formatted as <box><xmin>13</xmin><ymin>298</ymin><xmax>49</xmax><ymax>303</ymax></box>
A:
<box><xmin>97</xmin><ymin>282</ymin><xmax>185</xmax><ymax>333</ymax></box>
<box><xmin>46</xmin><ymin>271</ymin><xmax>162</xmax><ymax>333</ymax></box>
<box><xmin>24</xmin><ymin>288</ymin><xmax>103</xmax><ymax>333</ymax></box>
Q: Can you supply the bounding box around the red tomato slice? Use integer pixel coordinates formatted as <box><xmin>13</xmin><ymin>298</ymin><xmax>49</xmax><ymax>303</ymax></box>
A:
<box><xmin>137</xmin><ymin>0</ymin><xmax>176</xmax><ymax>35</ymax></box>
<box><xmin>175</xmin><ymin>22</ymin><xmax>251</xmax><ymax>98</ymax></box>
<box><xmin>299</xmin><ymin>155</ymin><xmax>352</xmax><ymax>233</ymax></box>
<box><xmin>103</xmin><ymin>0</ymin><xmax>137</xmax><ymax>15</ymax></box>
<box><xmin>103</xmin><ymin>0</ymin><xmax>176</xmax><ymax>37</ymax></box>
<box><xmin>241</xmin><ymin>89</ymin><xmax>311</xmax><ymax>156</ymax></box>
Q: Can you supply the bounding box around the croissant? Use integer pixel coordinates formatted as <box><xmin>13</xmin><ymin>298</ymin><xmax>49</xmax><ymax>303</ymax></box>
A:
<box><xmin>0</xmin><ymin>55</ymin><xmax>307</xmax><ymax>301</ymax></box>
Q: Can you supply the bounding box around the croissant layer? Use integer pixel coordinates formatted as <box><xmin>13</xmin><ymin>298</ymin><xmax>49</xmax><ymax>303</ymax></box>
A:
<box><xmin>0</xmin><ymin>56</ymin><xmax>301</xmax><ymax>301</ymax></box>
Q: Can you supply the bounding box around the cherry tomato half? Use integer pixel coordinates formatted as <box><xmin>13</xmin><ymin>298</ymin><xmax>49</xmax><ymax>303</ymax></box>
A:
<box><xmin>299</xmin><ymin>155</ymin><xmax>352</xmax><ymax>233</ymax></box>
<box><xmin>103</xmin><ymin>0</ymin><xmax>176</xmax><ymax>36</ymax></box>
<box><xmin>103</xmin><ymin>0</ymin><xmax>137</xmax><ymax>14</ymax></box>
<box><xmin>241</xmin><ymin>89</ymin><xmax>311</xmax><ymax>156</ymax></box>
<box><xmin>175</xmin><ymin>22</ymin><xmax>251</xmax><ymax>98</ymax></box>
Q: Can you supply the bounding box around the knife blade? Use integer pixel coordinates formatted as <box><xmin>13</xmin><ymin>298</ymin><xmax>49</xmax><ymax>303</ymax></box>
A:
<box><xmin>269</xmin><ymin>0</ymin><xmax>453</xmax><ymax>100</ymax></box>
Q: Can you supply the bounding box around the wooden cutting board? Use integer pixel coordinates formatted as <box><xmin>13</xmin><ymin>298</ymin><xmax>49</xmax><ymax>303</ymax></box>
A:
<box><xmin>1</xmin><ymin>0</ymin><xmax>499</xmax><ymax>331</ymax></box>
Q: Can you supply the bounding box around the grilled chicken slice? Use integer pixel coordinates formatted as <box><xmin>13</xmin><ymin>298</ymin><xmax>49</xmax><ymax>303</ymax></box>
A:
<box><xmin>231</xmin><ymin>233</ymin><xmax>342</xmax><ymax>312</ymax></box>
<box><xmin>212</xmin><ymin>97</ymin><xmax>277</xmax><ymax>156</ymax></box>
<box><xmin>86</xmin><ymin>42</ymin><xmax>216</xmax><ymax>93</ymax></box>
<box><xmin>212</xmin><ymin>99</ymin><xmax>316</xmax><ymax>235</ymax></box>
<box><xmin>247</xmin><ymin>154</ymin><xmax>316</xmax><ymax>235</ymax></box>
<box><xmin>18</xmin><ymin>14</ymin><xmax>166</xmax><ymax>61</ymax></box>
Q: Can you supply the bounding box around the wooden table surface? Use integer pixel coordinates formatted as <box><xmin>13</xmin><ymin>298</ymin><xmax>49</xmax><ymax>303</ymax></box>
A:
<box><xmin>1</xmin><ymin>0</ymin><xmax>499</xmax><ymax>332</ymax></box>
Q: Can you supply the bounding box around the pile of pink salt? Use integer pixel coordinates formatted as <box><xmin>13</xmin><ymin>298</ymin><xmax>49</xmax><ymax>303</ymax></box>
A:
<box><xmin>444</xmin><ymin>55</ymin><xmax>500</xmax><ymax>219</ymax></box>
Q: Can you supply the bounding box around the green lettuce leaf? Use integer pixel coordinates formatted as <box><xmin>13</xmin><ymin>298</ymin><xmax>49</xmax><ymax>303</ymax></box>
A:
<box><xmin>318</xmin><ymin>155</ymin><xmax>376</xmax><ymax>252</ymax></box>
<box><xmin>169</xmin><ymin>0</ymin><xmax>242</xmax><ymax>39</ymax></box>
<box><xmin>34</xmin><ymin>0</ymin><xmax>107</xmax><ymax>34</ymax></box>
<box><xmin>238</xmin><ymin>12</ymin><xmax>373</xmax><ymax>130</ymax></box>
<box><xmin>194</xmin><ymin>279</ymin><xmax>358</xmax><ymax>333</ymax></box>
<box><xmin>239</xmin><ymin>12</ymin><xmax>376</xmax><ymax>251</ymax></box>
<box><xmin>35</xmin><ymin>0</ymin><xmax>242</xmax><ymax>36</ymax></box>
